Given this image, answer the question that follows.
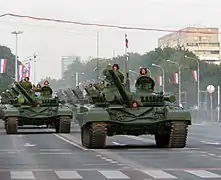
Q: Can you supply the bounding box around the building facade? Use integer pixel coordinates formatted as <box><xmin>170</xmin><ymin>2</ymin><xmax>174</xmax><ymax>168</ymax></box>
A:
<box><xmin>61</xmin><ymin>55</ymin><xmax>81</xmax><ymax>77</ymax></box>
<box><xmin>158</xmin><ymin>27</ymin><xmax>221</xmax><ymax>64</ymax></box>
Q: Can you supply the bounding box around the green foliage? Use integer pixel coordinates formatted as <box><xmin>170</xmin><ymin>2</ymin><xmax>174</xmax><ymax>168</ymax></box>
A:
<box><xmin>40</xmin><ymin>47</ymin><xmax>221</xmax><ymax>108</ymax></box>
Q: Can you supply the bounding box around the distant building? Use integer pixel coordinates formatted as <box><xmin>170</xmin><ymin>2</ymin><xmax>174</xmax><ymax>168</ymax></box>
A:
<box><xmin>61</xmin><ymin>55</ymin><xmax>81</xmax><ymax>77</ymax></box>
<box><xmin>158</xmin><ymin>27</ymin><xmax>221</xmax><ymax>64</ymax></box>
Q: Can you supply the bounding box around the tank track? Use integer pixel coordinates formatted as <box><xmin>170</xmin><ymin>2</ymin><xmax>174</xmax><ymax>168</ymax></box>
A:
<box><xmin>155</xmin><ymin>121</ymin><xmax>188</xmax><ymax>148</ymax></box>
<box><xmin>81</xmin><ymin>123</ymin><xmax>107</xmax><ymax>149</ymax></box>
<box><xmin>55</xmin><ymin>116</ymin><xmax>71</xmax><ymax>133</ymax></box>
<box><xmin>6</xmin><ymin>117</ymin><xmax>18</xmax><ymax>134</ymax></box>
<box><xmin>168</xmin><ymin>121</ymin><xmax>188</xmax><ymax>148</ymax></box>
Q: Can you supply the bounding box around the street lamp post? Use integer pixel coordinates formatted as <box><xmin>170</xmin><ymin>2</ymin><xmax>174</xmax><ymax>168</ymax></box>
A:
<box><xmin>129</xmin><ymin>70</ymin><xmax>139</xmax><ymax>75</ymax></box>
<box><xmin>185</xmin><ymin>56</ymin><xmax>200</xmax><ymax>110</ymax></box>
<box><xmin>167</xmin><ymin>60</ymin><xmax>182</xmax><ymax>106</ymax></box>
<box><xmin>11</xmin><ymin>31</ymin><xmax>23</xmax><ymax>81</ymax></box>
<box><xmin>75</xmin><ymin>72</ymin><xmax>84</xmax><ymax>86</ymax></box>
<box><xmin>152</xmin><ymin>64</ymin><xmax>164</xmax><ymax>93</ymax></box>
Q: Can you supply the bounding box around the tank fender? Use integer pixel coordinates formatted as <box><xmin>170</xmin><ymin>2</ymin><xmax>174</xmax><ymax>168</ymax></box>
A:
<box><xmin>4</xmin><ymin>106</ymin><xmax>20</xmax><ymax>117</ymax></box>
<box><xmin>57</xmin><ymin>106</ymin><xmax>73</xmax><ymax>116</ymax></box>
<box><xmin>166</xmin><ymin>107</ymin><xmax>191</xmax><ymax>121</ymax></box>
<box><xmin>76</xmin><ymin>106</ymin><xmax>110</xmax><ymax>127</ymax></box>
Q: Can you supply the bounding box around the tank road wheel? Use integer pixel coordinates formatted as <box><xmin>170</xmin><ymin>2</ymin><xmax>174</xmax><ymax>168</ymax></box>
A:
<box><xmin>6</xmin><ymin>117</ymin><xmax>18</xmax><ymax>134</ymax></box>
<box><xmin>81</xmin><ymin>123</ymin><xmax>107</xmax><ymax>149</ymax></box>
<box><xmin>55</xmin><ymin>116</ymin><xmax>71</xmax><ymax>133</ymax></box>
<box><xmin>155</xmin><ymin>121</ymin><xmax>188</xmax><ymax>148</ymax></box>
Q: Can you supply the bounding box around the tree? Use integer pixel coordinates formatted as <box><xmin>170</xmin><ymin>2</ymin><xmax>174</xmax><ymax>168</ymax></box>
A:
<box><xmin>44</xmin><ymin>47</ymin><xmax>221</xmax><ymax>108</ymax></box>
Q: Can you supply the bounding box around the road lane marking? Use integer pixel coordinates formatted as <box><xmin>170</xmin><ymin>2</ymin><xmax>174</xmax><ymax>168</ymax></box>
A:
<box><xmin>55</xmin><ymin>170</ymin><xmax>83</xmax><ymax>179</ymax></box>
<box><xmin>10</xmin><ymin>171</ymin><xmax>35</xmax><ymax>179</ymax></box>
<box><xmin>52</xmin><ymin>133</ymin><xmax>87</xmax><ymax>151</ymax></box>
<box><xmin>98</xmin><ymin>170</ymin><xmax>130</xmax><ymax>179</ymax></box>
<box><xmin>39</xmin><ymin>152</ymin><xmax>73</xmax><ymax>155</ymax></box>
<box><xmin>112</xmin><ymin>141</ymin><xmax>126</xmax><ymax>146</ymax></box>
<box><xmin>184</xmin><ymin>170</ymin><xmax>221</xmax><ymax>178</ymax></box>
<box><xmin>40</xmin><ymin>149</ymin><xmax>70</xmax><ymax>151</ymax></box>
<box><xmin>201</xmin><ymin>141</ymin><xmax>221</xmax><ymax>145</ymax></box>
<box><xmin>141</xmin><ymin>170</ymin><xmax>178</xmax><ymax>179</ymax></box>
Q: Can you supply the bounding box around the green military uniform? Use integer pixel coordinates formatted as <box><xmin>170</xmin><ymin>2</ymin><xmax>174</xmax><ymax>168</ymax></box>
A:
<box><xmin>102</xmin><ymin>65</ymin><xmax>124</xmax><ymax>83</ymax></box>
<box><xmin>20</xmin><ymin>81</ymin><xmax>32</xmax><ymax>91</ymax></box>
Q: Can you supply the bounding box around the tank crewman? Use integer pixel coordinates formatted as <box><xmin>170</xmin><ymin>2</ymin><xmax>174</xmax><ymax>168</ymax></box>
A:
<box><xmin>41</xmin><ymin>80</ymin><xmax>53</xmax><ymax>97</ymax></box>
<box><xmin>135</xmin><ymin>67</ymin><xmax>155</xmax><ymax>92</ymax></box>
<box><xmin>103</xmin><ymin>64</ymin><xmax>124</xmax><ymax>83</ymax></box>
<box><xmin>34</xmin><ymin>84</ymin><xmax>42</xmax><ymax>97</ymax></box>
<box><xmin>20</xmin><ymin>77</ymin><xmax>32</xmax><ymax>91</ymax></box>
<box><xmin>112</xmin><ymin>64</ymin><xmax>124</xmax><ymax>83</ymax></box>
<box><xmin>36</xmin><ymin>84</ymin><xmax>42</xmax><ymax>89</ymax></box>
<box><xmin>140</xmin><ymin>67</ymin><xmax>148</xmax><ymax>76</ymax></box>
<box><xmin>43</xmin><ymin>80</ymin><xmax>49</xmax><ymax>86</ymax></box>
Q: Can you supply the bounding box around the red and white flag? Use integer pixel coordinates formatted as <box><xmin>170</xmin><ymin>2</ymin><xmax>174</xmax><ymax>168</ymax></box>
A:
<box><xmin>157</xmin><ymin>76</ymin><xmax>162</xmax><ymax>86</ymax></box>
<box><xmin>125</xmin><ymin>34</ymin><xmax>128</xmax><ymax>48</ymax></box>
<box><xmin>18</xmin><ymin>64</ymin><xmax>25</xmax><ymax>81</ymax></box>
<box><xmin>192</xmin><ymin>70</ymin><xmax>198</xmax><ymax>82</ymax></box>
<box><xmin>0</xmin><ymin>59</ymin><xmax>7</xmax><ymax>73</ymax></box>
<box><xmin>173</xmin><ymin>72</ymin><xmax>179</xmax><ymax>84</ymax></box>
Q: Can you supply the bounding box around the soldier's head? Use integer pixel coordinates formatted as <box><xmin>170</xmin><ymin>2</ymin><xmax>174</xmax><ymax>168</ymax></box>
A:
<box><xmin>140</xmin><ymin>67</ymin><xmax>147</xmax><ymax>76</ymax></box>
<box><xmin>44</xmin><ymin>80</ymin><xmax>49</xmax><ymax>86</ymax></box>
<box><xmin>24</xmin><ymin>77</ymin><xmax>29</xmax><ymax>81</ymax></box>
<box><xmin>112</xmin><ymin>64</ymin><xmax>119</xmax><ymax>71</ymax></box>
<box><xmin>36</xmin><ymin>84</ymin><xmax>41</xmax><ymax>88</ymax></box>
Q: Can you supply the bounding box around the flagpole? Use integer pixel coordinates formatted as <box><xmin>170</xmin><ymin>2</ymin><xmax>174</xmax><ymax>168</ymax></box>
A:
<box><xmin>125</xmin><ymin>34</ymin><xmax>130</xmax><ymax>91</ymax></box>
<box><xmin>96</xmin><ymin>32</ymin><xmax>99</xmax><ymax>82</ymax></box>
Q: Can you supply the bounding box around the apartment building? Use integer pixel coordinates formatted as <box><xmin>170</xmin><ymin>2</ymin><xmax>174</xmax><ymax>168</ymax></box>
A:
<box><xmin>158</xmin><ymin>27</ymin><xmax>221</xmax><ymax>64</ymax></box>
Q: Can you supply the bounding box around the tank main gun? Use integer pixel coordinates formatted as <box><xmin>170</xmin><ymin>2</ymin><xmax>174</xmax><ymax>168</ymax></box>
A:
<box><xmin>56</xmin><ymin>89</ymin><xmax>66</xmax><ymax>104</ymax></box>
<box><xmin>71</xmin><ymin>88</ymin><xmax>88</xmax><ymax>104</ymax></box>
<box><xmin>63</xmin><ymin>88</ymin><xmax>78</xmax><ymax>105</ymax></box>
<box><xmin>13</xmin><ymin>81</ymin><xmax>36</xmax><ymax>104</ymax></box>
<box><xmin>107</xmin><ymin>67</ymin><xmax>131</xmax><ymax>107</ymax></box>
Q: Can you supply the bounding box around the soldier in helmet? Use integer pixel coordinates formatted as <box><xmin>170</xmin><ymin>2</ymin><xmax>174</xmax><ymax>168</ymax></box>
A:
<box><xmin>103</xmin><ymin>64</ymin><xmax>124</xmax><ymax>83</ymax></box>
<box><xmin>20</xmin><ymin>77</ymin><xmax>32</xmax><ymax>91</ymax></box>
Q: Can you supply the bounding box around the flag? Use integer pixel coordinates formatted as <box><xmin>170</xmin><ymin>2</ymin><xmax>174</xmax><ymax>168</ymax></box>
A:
<box><xmin>125</xmin><ymin>34</ymin><xmax>128</xmax><ymax>48</ymax></box>
<box><xmin>24</xmin><ymin>62</ymin><xmax>31</xmax><ymax>78</ymax></box>
<box><xmin>0</xmin><ymin>59</ymin><xmax>7</xmax><ymax>73</ymax></box>
<box><xmin>192</xmin><ymin>70</ymin><xmax>198</xmax><ymax>82</ymax></box>
<box><xmin>173</xmin><ymin>72</ymin><xmax>179</xmax><ymax>84</ymax></box>
<box><xmin>157</xmin><ymin>76</ymin><xmax>162</xmax><ymax>86</ymax></box>
<box><xmin>18</xmin><ymin>64</ymin><xmax>25</xmax><ymax>81</ymax></box>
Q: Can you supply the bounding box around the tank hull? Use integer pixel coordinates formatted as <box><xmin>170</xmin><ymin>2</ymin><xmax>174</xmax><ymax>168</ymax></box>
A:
<box><xmin>76</xmin><ymin>104</ymin><xmax>191</xmax><ymax>149</ymax></box>
<box><xmin>3</xmin><ymin>105</ymin><xmax>73</xmax><ymax>134</ymax></box>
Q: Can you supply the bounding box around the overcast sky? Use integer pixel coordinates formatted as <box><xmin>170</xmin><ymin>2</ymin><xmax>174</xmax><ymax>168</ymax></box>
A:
<box><xmin>0</xmin><ymin>0</ymin><xmax>220</xmax><ymax>81</ymax></box>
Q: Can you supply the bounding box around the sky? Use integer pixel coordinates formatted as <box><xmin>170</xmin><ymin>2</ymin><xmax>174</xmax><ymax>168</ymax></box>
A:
<box><xmin>0</xmin><ymin>0</ymin><xmax>220</xmax><ymax>82</ymax></box>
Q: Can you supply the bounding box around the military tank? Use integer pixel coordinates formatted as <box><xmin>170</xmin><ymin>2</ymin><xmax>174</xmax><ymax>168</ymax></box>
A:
<box><xmin>3</xmin><ymin>80</ymin><xmax>73</xmax><ymax>134</ymax></box>
<box><xmin>76</xmin><ymin>64</ymin><xmax>191</xmax><ymax>149</ymax></box>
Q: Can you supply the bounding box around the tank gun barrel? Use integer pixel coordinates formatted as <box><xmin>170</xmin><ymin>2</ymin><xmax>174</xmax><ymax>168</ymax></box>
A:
<box><xmin>14</xmin><ymin>81</ymin><xmax>35</xmax><ymax>103</ymax></box>
<box><xmin>164</xmin><ymin>95</ymin><xmax>176</xmax><ymax>103</ymax></box>
<box><xmin>56</xmin><ymin>89</ymin><xmax>66</xmax><ymax>104</ymax></box>
<box><xmin>11</xmin><ymin>87</ymin><xmax>20</xmax><ymax>96</ymax></box>
<box><xmin>6</xmin><ymin>90</ymin><xmax>14</xmax><ymax>98</ymax></box>
<box><xmin>107</xmin><ymin>68</ymin><xmax>130</xmax><ymax>105</ymax></box>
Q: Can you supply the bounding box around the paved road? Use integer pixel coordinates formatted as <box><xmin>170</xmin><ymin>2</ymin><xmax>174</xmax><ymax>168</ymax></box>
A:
<box><xmin>0</xmin><ymin>122</ymin><xmax>221</xmax><ymax>179</ymax></box>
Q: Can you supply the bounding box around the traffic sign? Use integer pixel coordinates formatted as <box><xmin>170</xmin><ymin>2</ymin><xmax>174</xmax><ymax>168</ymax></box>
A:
<box><xmin>207</xmin><ymin>85</ymin><xmax>215</xmax><ymax>94</ymax></box>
